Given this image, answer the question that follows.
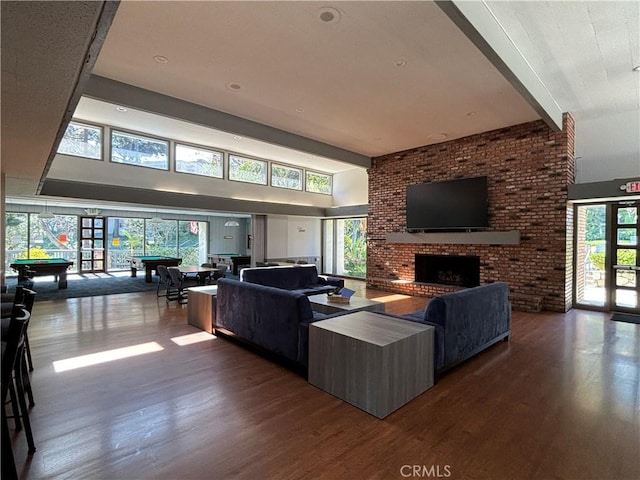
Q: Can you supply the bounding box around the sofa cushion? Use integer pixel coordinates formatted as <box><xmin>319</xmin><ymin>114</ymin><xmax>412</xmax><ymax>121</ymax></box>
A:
<box><xmin>216</xmin><ymin>278</ymin><xmax>314</xmax><ymax>362</ymax></box>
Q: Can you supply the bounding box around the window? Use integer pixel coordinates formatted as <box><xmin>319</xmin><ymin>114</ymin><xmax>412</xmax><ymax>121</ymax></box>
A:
<box><xmin>58</xmin><ymin>121</ymin><xmax>102</xmax><ymax>159</ymax></box>
<box><xmin>271</xmin><ymin>163</ymin><xmax>302</xmax><ymax>190</ymax></box>
<box><xmin>306</xmin><ymin>171</ymin><xmax>332</xmax><ymax>195</ymax></box>
<box><xmin>107</xmin><ymin>217</ymin><xmax>145</xmax><ymax>270</ymax></box>
<box><xmin>145</xmin><ymin>219</ymin><xmax>178</xmax><ymax>257</ymax></box>
<box><xmin>178</xmin><ymin>220</ymin><xmax>208</xmax><ymax>266</ymax></box>
<box><xmin>323</xmin><ymin>218</ymin><xmax>367</xmax><ymax>278</ymax></box>
<box><xmin>228</xmin><ymin>154</ymin><xmax>267</xmax><ymax>185</ymax></box>
<box><xmin>175</xmin><ymin>144</ymin><xmax>223</xmax><ymax>178</ymax></box>
<box><xmin>29</xmin><ymin>214</ymin><xmax>78</xmax><ymax>267</ymax></box>
<box><xmin>111</xmin><ymin>130</ymin><xmax>169</xmax><ymax>170</ymax></box>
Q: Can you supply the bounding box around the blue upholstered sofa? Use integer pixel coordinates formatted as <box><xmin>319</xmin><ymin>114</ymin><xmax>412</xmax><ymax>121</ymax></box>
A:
<box><xmin>240</xmin><ymin>264</ymin><xmax>344</xmax><ymax>296</ymax></box>
<box><xmin>399</xmin><ymin>282</ymin><xmax>511</xmax><ymax>373</ymax></box>
<box><xmin>215</xmin><ymin>278</ymin><xmax>345</xmax><ymax>369</ymax></box>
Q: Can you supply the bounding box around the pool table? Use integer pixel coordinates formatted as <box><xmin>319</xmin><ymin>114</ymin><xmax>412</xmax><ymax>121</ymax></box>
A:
<box><xmin>10</xmin><ymin>258</ymin><xmax>75</xmax><ymax>289</ymax></box>
<box><xmin>207</xmin><ymin>254</ymin><xmax>251</xmax><ymax>275</ymax></box>
<box><xmin>129</xmin><ymin>256</ymin><xmax>182</xmax><ymax>283</ymax></box>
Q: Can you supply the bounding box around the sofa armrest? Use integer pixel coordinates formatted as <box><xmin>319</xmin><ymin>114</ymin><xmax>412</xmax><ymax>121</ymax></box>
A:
<box><xmin>317</xmin><ymin>275</ymin><xmax>344</xmax><ymax>288</ymax></box>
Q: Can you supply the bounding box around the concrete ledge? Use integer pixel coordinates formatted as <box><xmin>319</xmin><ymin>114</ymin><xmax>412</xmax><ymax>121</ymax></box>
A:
<box><xmin>385</xmin><ymin>230</ymin><xmax>520</xmax><ymax>245</ymax></box>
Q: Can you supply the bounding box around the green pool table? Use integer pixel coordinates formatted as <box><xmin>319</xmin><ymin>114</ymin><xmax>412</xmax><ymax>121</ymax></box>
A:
<box><xmin>129</xmin><ymin>256</ymin><xmax>182</xmax><ymax>283</ymax></box>
<box><xmin>10</xmin><ymin>258</ymin><xmax>75</xmax><ymax>289</ymax></box>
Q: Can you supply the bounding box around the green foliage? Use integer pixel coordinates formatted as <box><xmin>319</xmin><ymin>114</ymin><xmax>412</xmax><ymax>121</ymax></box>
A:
<box><xmin>589</xmin><ymin>252</ymin><xmax>605</xmax><ymax>271</ymax></box>
<box><xmin>342</xmin><ymin>219</ymin><xmax>367</xmax><ymax>278</ymax></box>
<box><xmin>230</xmin><ymin>156</ymin><xmax>266</xmax><ymax>184</ymax></box>
<box><xmin>585</xmin><ymin>206</ymin><xmax>606</xmax><ymax>241</ymax></box>
<box><xmin>19</xmin><ymin>247</ymin><xmax>51</xmax><ymax>259</ymax></box>
<box><xmin>590</xmin><ymin>250</ymin><xmax>637</xmax><ymax>270</ymax></box>
<box><xmin>306</xmin><ymin>172</ymin><xmax>332</xmax><ymax>194</ymax></box>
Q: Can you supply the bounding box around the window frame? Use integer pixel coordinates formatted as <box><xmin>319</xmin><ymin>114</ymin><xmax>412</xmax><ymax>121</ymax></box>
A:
<box><xmin>110</xmin><ymin>128</ymin><xmax>170</xmax><ymax>171</ymax></box>
<box><xmin>228</xmin><ymin>153</ymin><xmax>268</xmax><ymax>186</ymax></box>
<box><xmin>174</xmin><ymin>142</ymin><xmax>224</xmax><ymax>179</ymax></box>
<box><xmin>305</xmin><ymin>170</ymin><xmax>333</xmax><ymax>195</ymax></box>
<box><xmin>57</xmin><ymin>120</ymin><xmax>104</xmax><ymax>160</ymax></box>
<box><xmin>271</xmin><ymin>162</ymin><xmax>303</xmax><ymax>191</ymax></box>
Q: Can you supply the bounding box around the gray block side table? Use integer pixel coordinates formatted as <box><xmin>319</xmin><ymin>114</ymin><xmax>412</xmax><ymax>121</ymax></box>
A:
<box><xmin>308</xmin><ymin>311</ymin><xmax>434</xmax><ymax>419</ymax></box>
<box><xmin>187</xmin><ymin>285</ymin><xmax>218</xmax><ymax>333</ymax></box>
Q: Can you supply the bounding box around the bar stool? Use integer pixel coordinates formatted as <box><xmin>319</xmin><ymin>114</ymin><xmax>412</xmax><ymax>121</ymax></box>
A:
<box><xmin>2</xmin><ymin>306</ymin><xmax>31</xmax><ymax>479</ymax></box>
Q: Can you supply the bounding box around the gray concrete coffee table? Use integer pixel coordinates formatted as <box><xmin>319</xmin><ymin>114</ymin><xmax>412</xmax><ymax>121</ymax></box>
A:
<box><xmin>308</xmin><ymin>311</ymin><xmax>434</xmax><ymax>419</ymax></box>
<box><xmin>307</xmin><ymin>294</ymin><xmax>385</xmax><ymax>314</ymax></box>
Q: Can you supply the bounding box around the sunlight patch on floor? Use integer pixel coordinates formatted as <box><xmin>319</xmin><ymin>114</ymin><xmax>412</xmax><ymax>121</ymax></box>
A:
<box><xmin>372</xmin><ymin>293</ymin><xmax>414</xmax><ymax>303</ymax></box>
<box><xmin>53</xmin><ymin>342</ymin><xmax>164</xmax><ymax>372</ymax></box>
<box><xmin>170</xmin><ymin>331</ymin><xmax>216</xmax><ymax>346</ymax></box>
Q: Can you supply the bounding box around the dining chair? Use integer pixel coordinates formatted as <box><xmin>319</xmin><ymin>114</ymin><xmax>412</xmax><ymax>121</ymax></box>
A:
<box><xmin>167</xmin><ymin>267</ymin><xmax>190</xmax><ymax>304</ymax></box>
<box><xmin>156</xmin><ymin>265</ymin><xmax>172</xmax><ymax>298</ymax></box>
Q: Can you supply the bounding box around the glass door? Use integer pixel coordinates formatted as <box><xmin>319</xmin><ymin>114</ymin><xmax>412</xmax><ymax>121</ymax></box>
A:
<box><xmin>610</xmin><ymin>202</ymin><xmax>640</xmax><ymax>313</ymax></box>
<box><xmin>575</xmin><ymin>204</ymin><xmax>607</xmax><ymax>308</ymax></box>
<box><xmin>80</xmin><ymin>216</ymin><xmax>105</xmax><ymax>273</ymax></box>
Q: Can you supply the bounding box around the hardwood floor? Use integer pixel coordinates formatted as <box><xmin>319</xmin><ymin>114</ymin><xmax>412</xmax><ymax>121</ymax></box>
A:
<box><xmin>7</xmin><ymin>281</ymin><xmax>640</xmax><ymax>479</ymax></box>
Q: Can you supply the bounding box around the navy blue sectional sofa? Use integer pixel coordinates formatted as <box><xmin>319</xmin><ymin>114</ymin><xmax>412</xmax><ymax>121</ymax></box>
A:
<box><xmin>399</xmin><ymin>282</ymin><xmax>511</xmax><ymax>373</ymax></box>
<box><xmin>215</xmin><ymin>278</ymin><xmax>346</xmax><ymax>369</ymax></box>
<box><xmin>240</xmin><ymin>264</ymin><xmax>344</xmax><ymax>295</ymax></box>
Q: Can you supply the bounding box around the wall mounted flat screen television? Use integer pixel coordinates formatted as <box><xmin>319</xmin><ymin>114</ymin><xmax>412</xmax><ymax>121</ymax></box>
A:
<box><xmin>406</xmin><ymin>176</ymin><xmax>489</xmax><ymax>231</ymax></box>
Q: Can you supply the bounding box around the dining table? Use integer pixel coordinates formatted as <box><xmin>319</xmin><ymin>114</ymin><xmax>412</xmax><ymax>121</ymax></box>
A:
<box><xmin>178</xmin><ymin>265</ymin><xmax>219</xmax><ymax>286</ymax></box>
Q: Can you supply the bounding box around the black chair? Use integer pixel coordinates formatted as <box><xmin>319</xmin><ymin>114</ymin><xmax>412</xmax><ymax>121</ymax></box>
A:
<box><xmin>210</xmin><ymin>265</ymin><xmax>228</xmax><ymax>284</ymax></box>
<box><xmin>2</xmin><ymin>306</ymin><xmax>32</xmax><ymax>479</ymax></box>
<box><xmin>156</xmin><ymin>265</ymin><xmax>172</xmax><ymax>298</ymax></box>
<box><xmin>166</xmin><ymin>267</ymin><xmax>193</xmax><ymax>304</ymax></box>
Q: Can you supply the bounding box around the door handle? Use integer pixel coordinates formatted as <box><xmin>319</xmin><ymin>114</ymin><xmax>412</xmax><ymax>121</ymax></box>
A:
<box><xmin>613</xmin><ymin>265</ymin><xmax>640</xmax><ymax>271</ymax></box>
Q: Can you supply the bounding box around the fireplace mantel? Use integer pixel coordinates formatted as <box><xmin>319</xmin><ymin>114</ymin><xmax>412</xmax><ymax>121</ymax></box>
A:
<box><xmin>385</xmin><ymin>230</ymin><xmax>520</xmax><ymax>245</ymax></box>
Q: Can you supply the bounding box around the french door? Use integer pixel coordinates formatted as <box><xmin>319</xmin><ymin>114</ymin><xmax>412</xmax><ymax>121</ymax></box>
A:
<box><xmin>575</xmin><ymin>202</ymin><xmax>639</xmax><ymax>314</ymax></box>
<box><xmin>80</xmin><ymin>216</ymin><xmax>105</xmax><ymax>273</ymax></box>
<box><xmin>610</xmin><ymin>202</ymin><xmax>640</xmax><ymax>314</ymax></box>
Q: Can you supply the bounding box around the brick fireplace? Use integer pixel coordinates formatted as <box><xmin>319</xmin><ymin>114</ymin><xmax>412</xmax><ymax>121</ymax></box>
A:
<box><xmin>366</xmin><ymin>116</ymin><xmax>575</xmax><ymax>312</ymax></box>
<box><xmin>415</xmin><ymin>254</ymin><xmax>480</xmax><ymax>288</ymax></box>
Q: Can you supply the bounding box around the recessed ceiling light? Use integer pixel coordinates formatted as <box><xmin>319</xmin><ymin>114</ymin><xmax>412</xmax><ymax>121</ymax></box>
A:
<box><xmin>427</xmin><ymin>133</ymin><xmax>448</xmax><ymax>141</ymax></box>
<box><xmin>226</xmin><ymin>83</ymin><xmax>242</xmax><ymax>91</ymax></box>
<box><xmin>295</xmin><ymin>107</ymin><xmax>304</xmax><ymax>113</ymax></box>
<box><xmin>394</xmin><ymin>59</ymin><xmax>407</xmax><ymax>67</ymax></box>
<box><xmin>633</xmin><ymin>65</ymin><xmax>640</xmax><ymax>72</ymax></box>
<box><xmin>153</xmin><ymin>55</ymin><xmax>169</xmax><ymax>64</ymax></box>
<box><xmin>233</xmin><ymin>135</ymin><xmax>242</xmax><ymax>140</ymax></box>
<box><xmin>318</xmin><ymin>7</ymin><xmax>340</xmax><ymax>23</ymax></box>
<box><xmin>115</xmin><ymin>106</ymin><xmax>127</xmax><ymax>112</ymax></box>
<box><xmin>466</xmin><ymin>111</ymin><xmax>476</xmax><ymax>116</ymax></box>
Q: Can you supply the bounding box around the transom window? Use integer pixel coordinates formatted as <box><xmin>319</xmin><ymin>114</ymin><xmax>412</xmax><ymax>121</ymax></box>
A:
<box><xmin>58</xmin><ymin>121</ymin><xmax>102</xmax><ymax>160</ymax></box>
<box><xmin>111</xmin><ymin>130</ymin><xmax>169</xmax><ymax>170</ymax></box>
<box><xmin>228</xmin><ymin>154</ymin><xmax>267</xmax><ymax>185</ymax></box>
<box><xmin>271</xmin><ymin>163</ymin><xmax>302</xmax><ymax>190</ymax></box>
<box><xmin>175</xmin><ymin>144</ymin><xmax>223</xmax><ymax>178</ymax></box>
<box><xmin>306</xmin><ymin>170</ymin><xmax>333</xmax><ymax>195</ymax></box>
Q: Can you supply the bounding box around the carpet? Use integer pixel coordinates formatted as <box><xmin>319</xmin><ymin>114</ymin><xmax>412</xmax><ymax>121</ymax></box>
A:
<box><xmin>610</xmin><ymin>312</ymin><xmax>640</xmax><ymax>325</ymax></box>
<box><xmin>5</xmin><ymin>272</ymin><xmax>159</xmax><ymax>301</ymax></box>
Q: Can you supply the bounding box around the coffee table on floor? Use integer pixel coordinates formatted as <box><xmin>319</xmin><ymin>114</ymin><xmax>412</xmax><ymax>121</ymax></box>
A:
<box><xmin>307</xmin><ymin>294</ymin><xmax>385</xmax><ymax>314</ymax></box>
<box><xmin>308</xmin><ymin>311</ymin><xmax>434</xmax><ymax>419</ymax></box>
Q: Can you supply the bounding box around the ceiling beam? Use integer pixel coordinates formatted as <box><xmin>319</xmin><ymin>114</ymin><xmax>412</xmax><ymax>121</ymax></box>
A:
<box><xmin>436</xmin><ymin>0</ymin><xmax>563</xmax><ymax>131</ymax></box>
<box><xmin>84</xmin><ymin>75</ymin><xmax>372</xmax><ymax>169</ymax></box>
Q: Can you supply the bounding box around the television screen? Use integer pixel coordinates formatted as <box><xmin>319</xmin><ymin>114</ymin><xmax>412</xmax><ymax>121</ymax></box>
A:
<box><xmin>406</xmin><ymin>176</ymin><xmax>488</xmax><ymax>231</ymax></box>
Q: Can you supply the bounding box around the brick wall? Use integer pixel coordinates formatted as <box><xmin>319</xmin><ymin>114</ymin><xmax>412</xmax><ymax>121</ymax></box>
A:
<box><xmin>367</xmin><ymin>115</ymin><xmax>575</xmax><ymax>312</ymax></box>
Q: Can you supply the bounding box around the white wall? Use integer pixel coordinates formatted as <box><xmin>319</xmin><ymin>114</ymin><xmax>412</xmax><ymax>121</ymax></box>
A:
<box><xmin>575</xmin><ymin>110</ymin><xmax>640</xmax><ymax>183</ymax></box>
<box><xmin>332</xmin><ymin>168</ymin><xmax>368</xmax><ymax>206</ymax></box>
<box><xmin>266</xmin><ymin>215</ymin><xmax>321</xmax><ymax>260</ymax></box>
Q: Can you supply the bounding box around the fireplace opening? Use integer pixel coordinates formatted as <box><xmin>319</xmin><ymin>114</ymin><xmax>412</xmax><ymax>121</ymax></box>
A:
<box><xmin>415</xmin><ymin>254</ymin><xmax>480</xmax><ymax>288</ymax></box>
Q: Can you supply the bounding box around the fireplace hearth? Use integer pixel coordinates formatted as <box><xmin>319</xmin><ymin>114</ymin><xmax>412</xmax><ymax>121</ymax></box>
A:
<box><xmin>415</xmin><ymin>254</ymin><xmax>480</xmax><ymax>288</ymax></box>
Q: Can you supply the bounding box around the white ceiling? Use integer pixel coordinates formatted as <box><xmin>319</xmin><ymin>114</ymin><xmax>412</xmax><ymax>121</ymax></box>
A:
<box><xmin>2</xmin><ymin>1</ymin><xmax>639</xmax><ymax>205</ymax></box>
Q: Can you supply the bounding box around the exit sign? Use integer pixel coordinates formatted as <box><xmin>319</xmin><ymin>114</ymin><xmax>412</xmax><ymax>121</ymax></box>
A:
<box><xmin>620</xmin><ymin>181</ymin><xmax>640</xmax><ymax>193</ymax></box>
